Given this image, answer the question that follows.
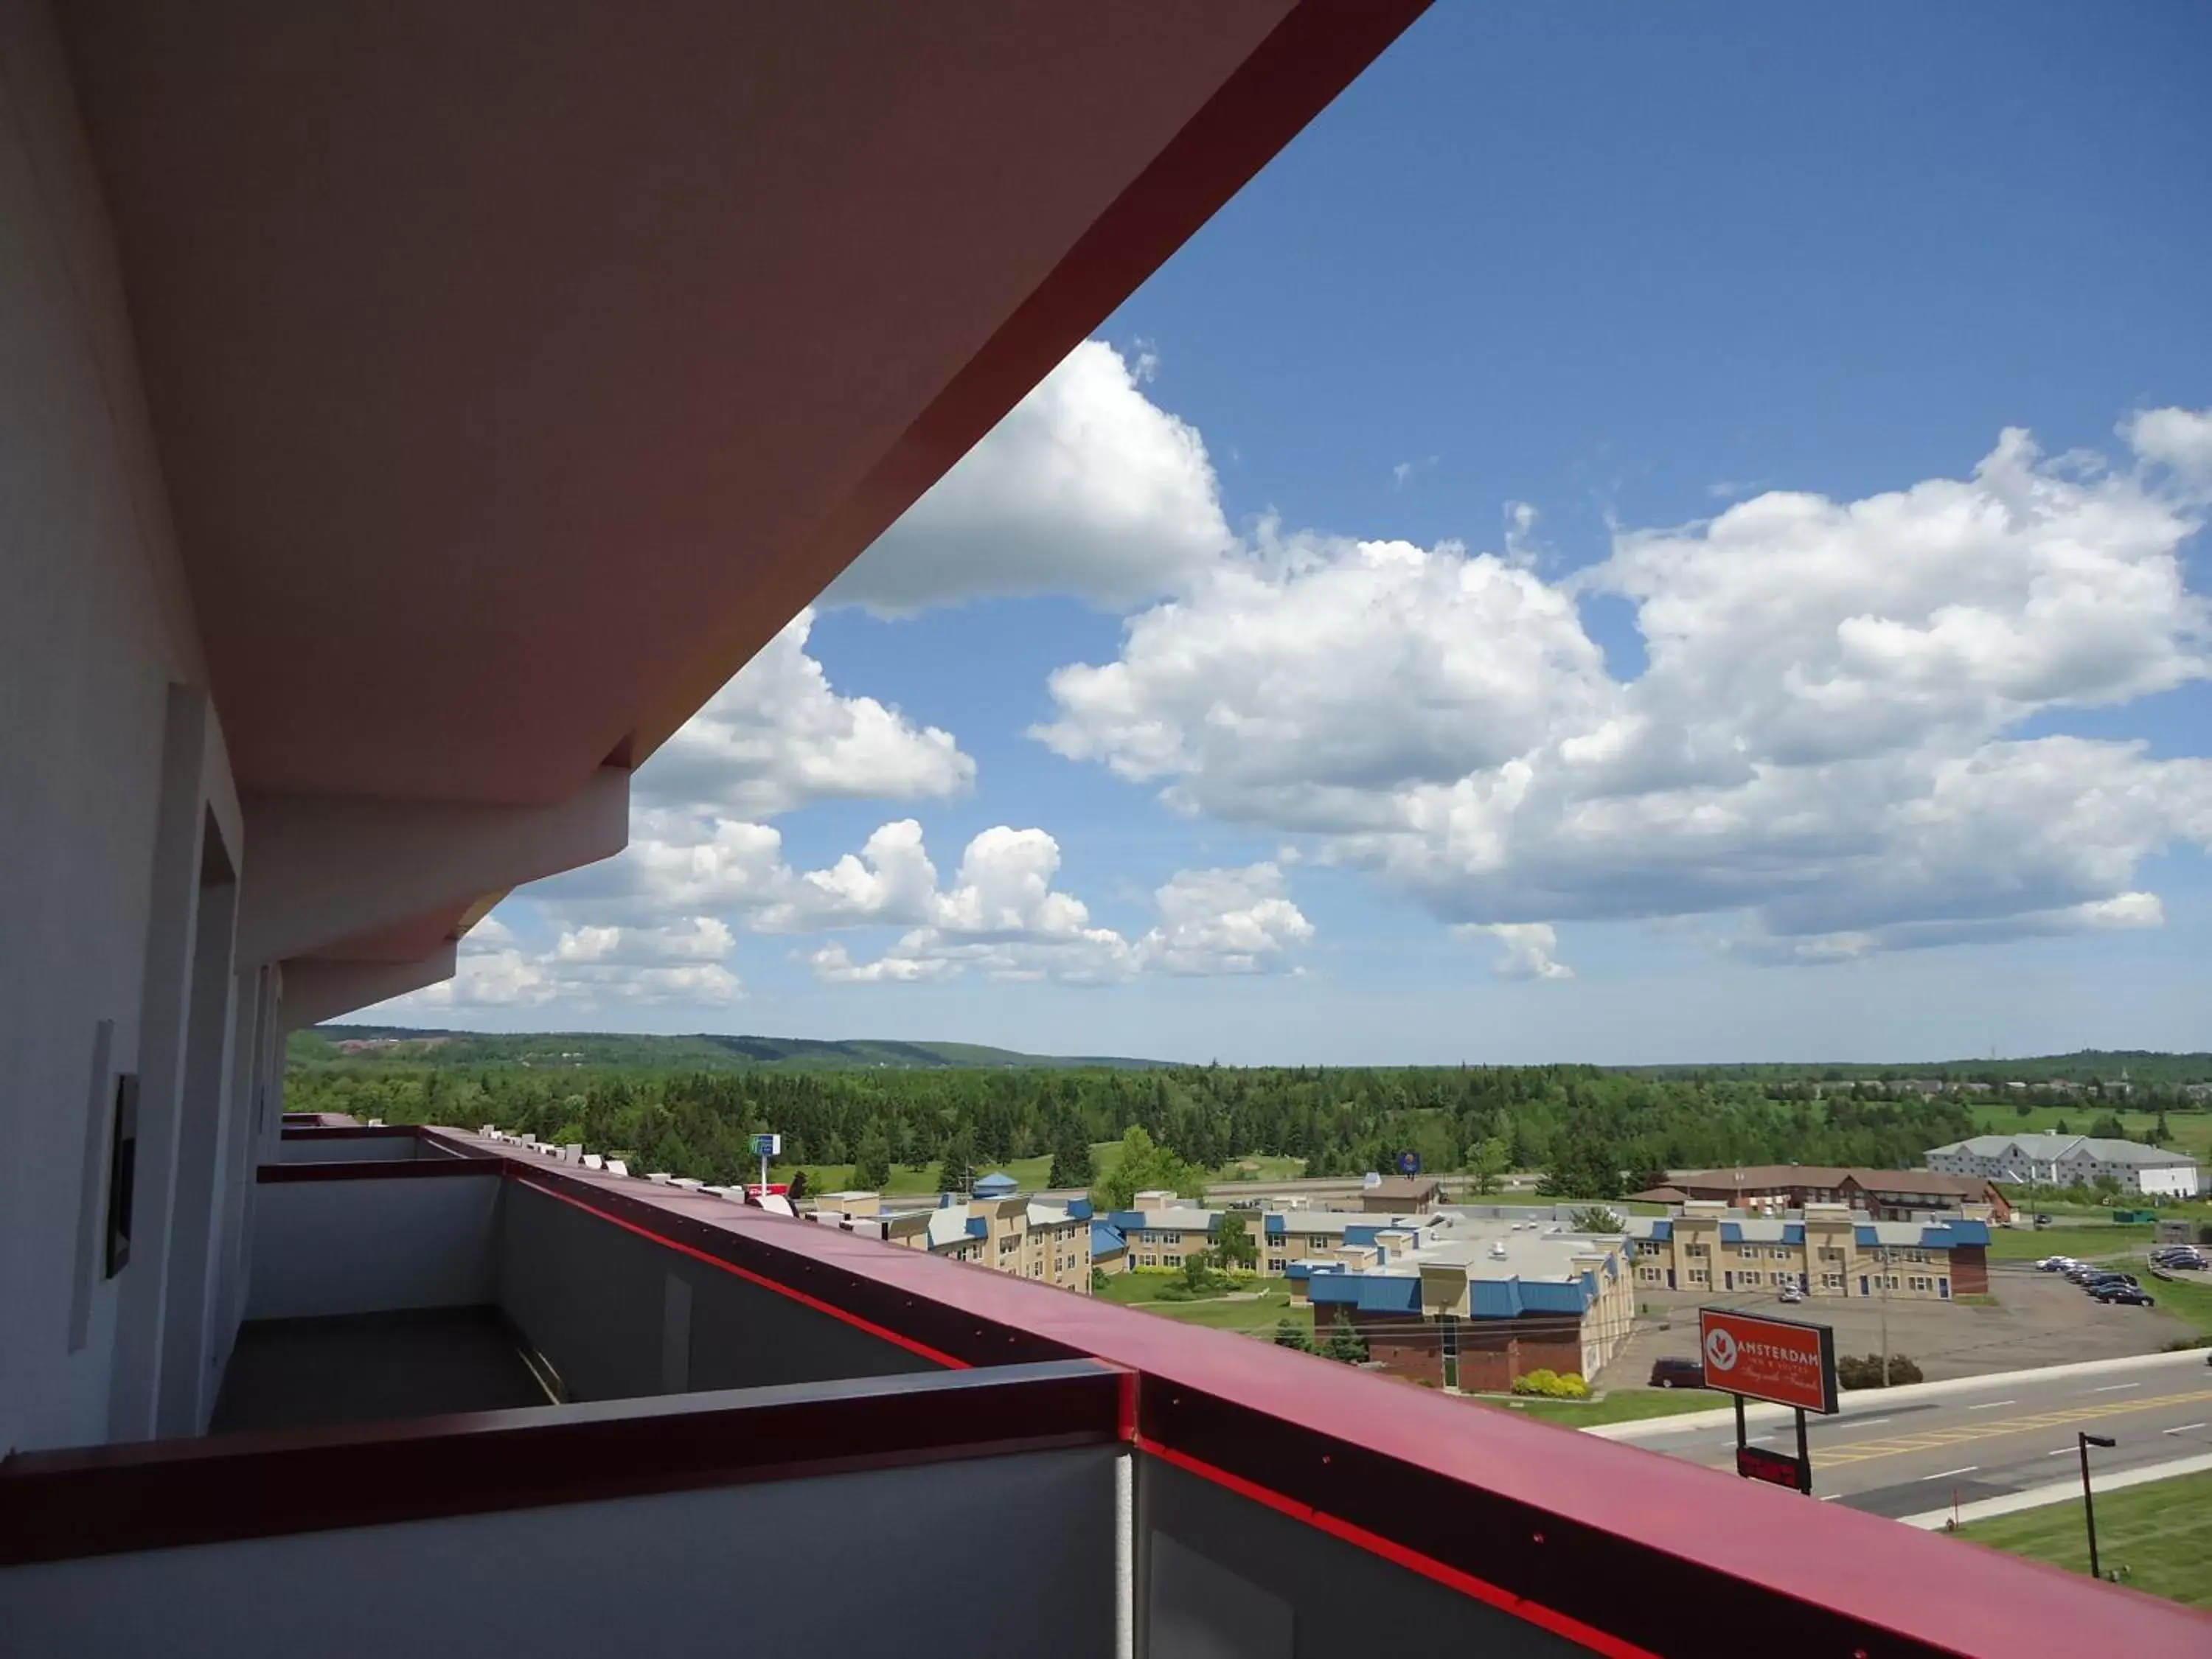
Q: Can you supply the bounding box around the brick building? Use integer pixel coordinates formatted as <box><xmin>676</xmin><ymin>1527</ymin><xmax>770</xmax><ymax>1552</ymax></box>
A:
<box><xmin>1632</xmin><ymin>1166</ymin><xmax>2010</xmax><ymax>1221</ymax></box>
<box><xmin>1297</xmin><ymin>1220</ymin><xmax>1637</xmax><ymax>1391</ymax></box>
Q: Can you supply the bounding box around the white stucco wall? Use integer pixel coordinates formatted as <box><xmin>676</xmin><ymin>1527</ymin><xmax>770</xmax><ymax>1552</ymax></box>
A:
<box><xmin>0</xmin><ymin>0</ymin><xmax>232</xmax><ymax>1455</ymax></box>
<box><xmin>2138</xmin><ymin>1164</ymin><xmax>2201</xmax><ymax>1199</ymax></box>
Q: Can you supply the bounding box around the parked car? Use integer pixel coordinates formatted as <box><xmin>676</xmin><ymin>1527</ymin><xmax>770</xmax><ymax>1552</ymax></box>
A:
<box><xmin>1778</xmin><ymin>1283</ymin><xmax>1806</xmax><ymax>1304</ymax></box>
<box><xmin>2095</xmin><ymin>1286</ymin><xmax>2156</xmax><ymax>1307</ymax></box>
<box><xmin>2081</xmin><ymin>1273</ymin><xmax>2139</xmax><ymax>1292</ymax></box>
<box><xmin>1649</xmin><ymin>1356</ymin><xmax>1706</xmax><ymax>1389</ymax></box>
<box><xmin>2034</xmin><ymin>1256</ymin><xmax>2077</xmax><ymax>1272</ymax></box>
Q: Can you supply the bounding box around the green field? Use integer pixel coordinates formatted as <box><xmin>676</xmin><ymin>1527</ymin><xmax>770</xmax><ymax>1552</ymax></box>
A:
<box><xmin>1985</xmin><ymin>1222</ymin><xmax>2156</xmax><ymax>1262</ymax></box>
<box><xmin>1951</xmin><ymin>1468</ymin><xmax>2212</xmax><ymax>1609</ymax></box>
<box><xmin>771</xmin><ymin>1141</ymin><xmax>1312</xmax><ymax>1198</ymax></box>
<box><xmin>1970</xmin><ymin>1101</ymin><xmax>2212</xmax><ymax>1161</ymax></box>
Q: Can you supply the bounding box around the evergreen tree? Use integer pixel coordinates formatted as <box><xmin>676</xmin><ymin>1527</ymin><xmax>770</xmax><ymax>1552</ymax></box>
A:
<box><xmin>1047</xmin><ymin>1118</ymin><xmax>1094</xmax><ymax>1189</ymax></box>
<box><xmin>852</xmin><ymin>1130</ymin><xmax>892</xmax><ymax>1190</ymax></box>
<box><xmin>939</xmin><ymin>1124</ymin><xmax>977</xmax><ymax>1194</ymax></box>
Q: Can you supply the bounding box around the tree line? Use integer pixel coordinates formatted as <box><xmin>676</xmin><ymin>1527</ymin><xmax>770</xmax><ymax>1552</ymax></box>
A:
<box><xmin>282</xmin><ymin>1051</ymin><xmax>2007</xmax><ymax>1200</ymax></box>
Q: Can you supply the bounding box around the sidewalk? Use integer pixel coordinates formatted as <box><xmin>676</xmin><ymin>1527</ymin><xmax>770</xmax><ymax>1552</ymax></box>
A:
<box><xmin>1896</xmin><ymin>1451</ymin><xmax>2212</xmax><ymax>1530</ymax></box>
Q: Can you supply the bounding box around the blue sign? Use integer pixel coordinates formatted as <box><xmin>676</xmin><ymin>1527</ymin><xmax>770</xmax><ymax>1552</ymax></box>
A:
<box><xmin>1397</xmin><ymin>1150</ymin><xmax>1421</xmax><ymax>1176</ymax></box>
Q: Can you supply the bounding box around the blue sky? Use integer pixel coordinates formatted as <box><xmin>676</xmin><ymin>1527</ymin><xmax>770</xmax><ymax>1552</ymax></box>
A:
<box><xmin>373</xmin><ymin>4</ymin><xmax>2212</xmax><ymax>1063</ymax></box>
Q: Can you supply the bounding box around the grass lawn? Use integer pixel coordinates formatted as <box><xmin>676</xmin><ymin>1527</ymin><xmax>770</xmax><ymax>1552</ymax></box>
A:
<box><xmin>1950</xmin><ymin>1468</ymin><xmax>2212</xmax><ymax>1609</ymax></box>
<box><xmin>2143</xmin><ymin>1271</ymin><xmax>2212</xmax><ymax>1340</ymax></box>
<box><xmin>1097</xmin><ymin>1272</ymin><xmax>1296</xmax><ymax>1333</ymax></box>
<box><xmin>1484</xmin><ymin>1388</ymin><xmax>1727</xmax><ymax>1427</ymax></box>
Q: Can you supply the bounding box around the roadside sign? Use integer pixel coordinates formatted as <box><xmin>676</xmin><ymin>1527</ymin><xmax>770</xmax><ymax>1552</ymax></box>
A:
<box><xmin>1698</xmin><ymin>1307</ymin><xmax>1838</xmax><ymax>1415</ymax></box>
<box><xmin>1397</xmin><ymin>1150</ymin><xmax>1421</xmax><ymax>1177</ymax></box>
<box><xmin>749</xmin><ymin>1133</ymin><xmax>782</xmax><ymax>1158</ymax></box>
<box><xmin>1735</xmin><ymin>1444</ymin><xmax>1804</xmax><ymax>1489</ymax></box>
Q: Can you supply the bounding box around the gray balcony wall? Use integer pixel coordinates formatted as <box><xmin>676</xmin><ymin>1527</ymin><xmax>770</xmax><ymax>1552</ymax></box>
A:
<box><xmin>0</xmin><ymin>1444</ymin><xmax>1119</xmax><ymax>1659</ymax></box>
<box><xmin>246</xmin><ymin>1176</ymin><xmax>498</xmax><ymax>1320</ymax></box>
<box><xmin>495</xmin><ymin>1178</ymin><xmax>938</xmax><ymax>1400</ymax></box>
<box><xmin>273</xmin><ymin>1132</ymin><xmax>441</xmax><ymax>1164</ymax></box>
<box><xmin>1139</xmin><ymin>1453</ymin><xmax>1590</xmax><ymax>1658</ymax></box>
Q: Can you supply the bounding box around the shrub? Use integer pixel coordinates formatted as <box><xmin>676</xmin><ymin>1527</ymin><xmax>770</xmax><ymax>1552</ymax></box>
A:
<box><xmin>1837</xmin><ymin>1353</ymin><xmax>1924</xmax><ymax>1388</ymax></box>
<box><xmin>1509</xmin><ymin>1368</ymin><xmax>1592</xmax><ymax>1399</ymax></box>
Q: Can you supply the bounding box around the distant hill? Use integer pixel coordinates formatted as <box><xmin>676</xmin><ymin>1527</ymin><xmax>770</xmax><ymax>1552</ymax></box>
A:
<box><xmin>296</xmin><ymin>1025</ymin><xmax>1169</xmax><ymax>1072</ymax></box>
<box><xmin>1620</xmin><ymin>1051</ymin><xmax>2212</xmax><ymax>1085</ymax></box>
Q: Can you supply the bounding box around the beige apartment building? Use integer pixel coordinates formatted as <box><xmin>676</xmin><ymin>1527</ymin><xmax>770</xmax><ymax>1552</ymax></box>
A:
<box><xmin>1624</xmin><ymin>1203</ymin><xmax>1992</xmax><ymax>1302</ymax></box>
<box><xmin>813</xmin><ymin>1181</ymin><xmax>1095</xmax><ymax>1295</ymax></box>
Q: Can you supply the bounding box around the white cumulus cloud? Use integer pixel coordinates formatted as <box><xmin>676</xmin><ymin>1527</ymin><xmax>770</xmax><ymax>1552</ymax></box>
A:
<box><xmin>1458</xmin><ymin>922</ymin><xmax>1575</xmax><ymax>981</ymax></box>
<box><xmin>1038</xmin><ymin>412</ymin><xmax>2212</xmax><ymax>961</ymax></box>
<box><xmin>824</xmin><ymin>341</ymin><xmax>1234</xmax><ymax>613</ymax></box>
<box><xmin>637</xmin><ymin>609</ymin><xmax>973</xmax><ymax>818</ymax></box>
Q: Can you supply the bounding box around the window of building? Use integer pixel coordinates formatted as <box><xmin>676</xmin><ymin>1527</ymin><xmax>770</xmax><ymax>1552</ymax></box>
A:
<box><xmin>1820</xmin><ymin>1273</ymin><xmax>1843</xmax><ymax>1288</ymax></box>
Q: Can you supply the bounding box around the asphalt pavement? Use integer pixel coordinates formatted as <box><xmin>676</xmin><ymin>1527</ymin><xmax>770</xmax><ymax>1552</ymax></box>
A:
<box><xmin>1626</xmin><ymin>1350</ymin><xmax>2212</xmax><ymax>1518</ymax></box>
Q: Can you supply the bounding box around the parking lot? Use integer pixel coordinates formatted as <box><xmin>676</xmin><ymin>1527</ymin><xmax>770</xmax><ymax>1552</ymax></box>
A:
<box><xmin>1612</xmin><ymin>1260</ymin><xmax>2194</xmax><ymax>1384</ymax></box>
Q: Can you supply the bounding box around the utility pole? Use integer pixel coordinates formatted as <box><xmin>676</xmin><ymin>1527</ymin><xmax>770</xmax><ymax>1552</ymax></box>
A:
<box><xmin>1874</xmin><ymin>1243</ymin><xmax>1891</xmax><ymax>1386</ymax></box>
<box><xmin>2079</xmin><ymin>1433</ymin><xmax>2115</xmax><ymax>1579</ymax></box>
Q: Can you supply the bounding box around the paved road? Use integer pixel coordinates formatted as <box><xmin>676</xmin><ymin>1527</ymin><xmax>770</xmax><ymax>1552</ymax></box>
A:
<box><xmin>1639</xmin><ymin>1352</ymin><xmax>2212</xmax><ymax>1518</ymax></box>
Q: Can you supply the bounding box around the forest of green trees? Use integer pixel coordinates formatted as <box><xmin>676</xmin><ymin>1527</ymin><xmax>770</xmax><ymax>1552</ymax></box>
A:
<box><xmin>268</xmin><ymin>1028</ymin><xmax>2212</xmax><ymax>1200</ymax></box>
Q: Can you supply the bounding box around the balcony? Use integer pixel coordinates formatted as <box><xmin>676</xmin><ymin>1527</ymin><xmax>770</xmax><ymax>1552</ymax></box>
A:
<box><xmin>1</xmin><ymin>1126</ymin><xmax>2205</xmax><ymax>1657</ymax></box>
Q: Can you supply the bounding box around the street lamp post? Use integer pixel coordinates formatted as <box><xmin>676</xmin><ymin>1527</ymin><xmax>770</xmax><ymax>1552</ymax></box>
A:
<box><xmin>2079</xmin><ymin>1433</ymin><xmax>2116</xmax><ymax>1580</ymax></box>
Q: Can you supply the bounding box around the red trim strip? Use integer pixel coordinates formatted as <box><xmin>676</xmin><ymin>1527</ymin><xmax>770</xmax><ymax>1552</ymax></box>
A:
<box><xmin>513</xmin><ymin>1176</ymin><xmax>970</xmax><ymax>1372</ymax></box>
<box><xmin>1139</xmin><ymin>1437</ymin><xmax>1658</xmax><ymax>1659</ymax></box>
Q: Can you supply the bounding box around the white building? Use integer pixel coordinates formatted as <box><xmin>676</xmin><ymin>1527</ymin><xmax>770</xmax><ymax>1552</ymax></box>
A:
<box><xmin>1924</xmin><ymin>1134</ymin><xmax>2200</xmax><ymax>1199</ymax></box>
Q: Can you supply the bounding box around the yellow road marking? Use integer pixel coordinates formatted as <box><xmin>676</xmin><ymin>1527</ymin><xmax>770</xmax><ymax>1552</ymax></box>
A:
<box><xmin>1806</xmin><ymin>1388</ymin><xmax>2212</xmax><ymax>1468</ymax></box>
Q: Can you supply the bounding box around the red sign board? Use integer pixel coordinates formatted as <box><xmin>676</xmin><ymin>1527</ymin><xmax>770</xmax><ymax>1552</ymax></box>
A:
<box><xmin>1735</xmin><ymin>1444</ymin><xmax>1806</xmax><ymax>1489</ymax></box>
<box><xmin>1698</xmin><ymin>1307</ymin><xmax>1838</xmax><ymax>1414</ymax></box>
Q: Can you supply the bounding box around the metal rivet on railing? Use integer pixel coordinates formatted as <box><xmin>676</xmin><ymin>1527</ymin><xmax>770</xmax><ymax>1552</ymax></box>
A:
<box><xmin>1531</xmin><ymin>1533</ymin><xmax>1544</xmax><ymax>1544</ymax></box>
